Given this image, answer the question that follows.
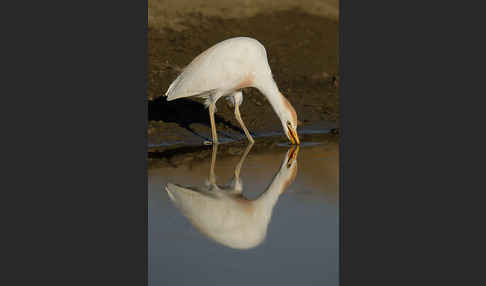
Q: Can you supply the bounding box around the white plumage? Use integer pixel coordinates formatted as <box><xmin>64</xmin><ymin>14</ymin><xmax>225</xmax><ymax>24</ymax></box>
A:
<box><xmin>164</xmin><ymin>37</ymin><xmax>300</xmax><ymax>145</ymax></box>
<box><xmin>165</xmin><ymin>144</ymin><xmax>299</xmax><ymax>249</ymax></box>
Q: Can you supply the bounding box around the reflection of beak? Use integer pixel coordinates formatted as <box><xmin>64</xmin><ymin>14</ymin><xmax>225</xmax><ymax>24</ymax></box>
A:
<box><xmin>286</xmin><ymin>145</ymin><xmax>301</xmax><ymax>168</ymax></box>
<box><xmin>288</xmin><ymin>128</ymin><xmax>300</xmax><ymax>145</ymax></box>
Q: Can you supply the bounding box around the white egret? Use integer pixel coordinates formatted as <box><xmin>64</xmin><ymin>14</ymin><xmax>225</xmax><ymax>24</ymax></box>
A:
<box><xmin>165</xmin><ymin>144</ymin><xmax>299</xmax><ymax>249</ymax></box>
<box><xmin>164</xmin><ymin>37</ymin><xmax>300</xmax><ymax>145</ymax></box>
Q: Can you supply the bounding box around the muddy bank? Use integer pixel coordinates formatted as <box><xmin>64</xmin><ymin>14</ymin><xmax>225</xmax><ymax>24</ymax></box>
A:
<box><xmin>148</xmin><ymin>132</ymin><xmax>338</xmax><ymax>170</ymax></box>
<box><xmin>148</xmin><ymin>8</ymin><xmax>339</xmax><ymax>150</ymax></box>
<box><xmin>149</xmin><ymin>0</ymin><xmax>339</xmax><ymax>30</ymax></box>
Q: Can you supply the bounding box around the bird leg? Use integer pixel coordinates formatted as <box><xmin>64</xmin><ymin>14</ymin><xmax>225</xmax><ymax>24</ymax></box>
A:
<box><xmin>234</xmin><ymin>141</ymin><xmax>254</xmax><ymax>180</ymax></box>
<box><xmin>209</xmin><ymin>103</ymin><xmax>219</xmax><ymax>144</ymax></box>
<box><xmin>235</xmin><ymin>104</ymin><xmax>254</xmax><ymax>143</ymax></box>
<box><xmin>209</xmin><ymin>143</ymin><xmax>218</xmax><ymax>185</ymax></box>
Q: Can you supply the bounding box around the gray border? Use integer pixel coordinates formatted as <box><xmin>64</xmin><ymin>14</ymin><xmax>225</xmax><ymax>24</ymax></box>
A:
<box><xmin>3</xmin><ymin>1</ymin><xmax>148</xmax><ymax>285</ymax></box>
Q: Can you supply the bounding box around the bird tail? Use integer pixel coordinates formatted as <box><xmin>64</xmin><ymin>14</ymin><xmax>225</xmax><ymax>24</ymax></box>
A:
<box><xmin>164</xmin><ymin>75</ymin><xmax>181</xmax><ymax>99</ymax></box>
<box><xmin>164</xmin><ymin>80</ymin><xmax>176</xmax><ymax>97</ymax></box>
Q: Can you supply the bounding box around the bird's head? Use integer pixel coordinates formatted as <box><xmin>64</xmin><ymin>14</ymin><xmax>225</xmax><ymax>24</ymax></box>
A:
<box><xmin>280</xmin><ymin>97</ymin><xmax>300</xmax><ymax>145</ymax></box>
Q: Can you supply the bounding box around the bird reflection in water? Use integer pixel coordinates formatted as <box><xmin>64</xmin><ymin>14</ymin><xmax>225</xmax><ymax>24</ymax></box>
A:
<box><xmin>165</xmin><ymin>143</ymin><xmax>299</xmax><ymax>250</ymax></box>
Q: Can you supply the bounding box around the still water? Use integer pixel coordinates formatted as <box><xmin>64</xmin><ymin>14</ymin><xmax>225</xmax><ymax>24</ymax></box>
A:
<box><xmin>149</xmin><ymin>135</ymin><xmax>339</xmax><ymax>285</ymax></box>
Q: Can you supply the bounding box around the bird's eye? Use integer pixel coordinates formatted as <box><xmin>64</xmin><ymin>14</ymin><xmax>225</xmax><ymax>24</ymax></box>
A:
<box><xmin>287</xmin><ymin>121</ymin><xmax>291</xmax><ymax>127</ymax></box>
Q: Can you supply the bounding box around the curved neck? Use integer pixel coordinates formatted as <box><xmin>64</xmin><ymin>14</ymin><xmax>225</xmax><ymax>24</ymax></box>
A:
<box><xmin>256</xmin><ymin>171</ymin><xmax>288</xmax><ymax>206</ymax></box>
<box><xmin>253</xmin><ymin>164</ymin><xmax>295</xmax><ymax>220</ymax></box>
<box><xmin>255</xmin><ymin>77</ymin><xmax>287</xmax><ymax>119</ymax></box>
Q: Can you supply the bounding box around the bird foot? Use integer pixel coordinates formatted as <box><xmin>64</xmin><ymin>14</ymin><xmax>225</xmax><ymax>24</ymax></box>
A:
<box><xmin>204</xmin><ymin>140</ymin><xmax>219</xmax><ymax>145</ymax></box>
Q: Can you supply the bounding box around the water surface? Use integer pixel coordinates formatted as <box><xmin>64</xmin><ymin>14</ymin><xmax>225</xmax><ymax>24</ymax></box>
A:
<box><xmin>149</xmin><ymin>136</ymin><xmax>339</xmax><ymax>285</ymax></box>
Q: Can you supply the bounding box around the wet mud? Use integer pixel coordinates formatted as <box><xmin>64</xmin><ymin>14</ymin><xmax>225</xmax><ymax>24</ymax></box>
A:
<box><xmin>148</xmin><ymin>132</ymin><xmax>338</xmax><ymax>170</ymax></box>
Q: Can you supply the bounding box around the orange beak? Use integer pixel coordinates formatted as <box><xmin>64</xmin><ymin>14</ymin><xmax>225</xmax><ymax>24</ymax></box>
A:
<box><xmin>288</xmin><ymin>128</ymin><xmax>300</xmax><ymax>145</ymax></box>
<box><xmin>286</xmin><ymin>144</ymin><xmax>301</xmax><ymax>168</ymax></box>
